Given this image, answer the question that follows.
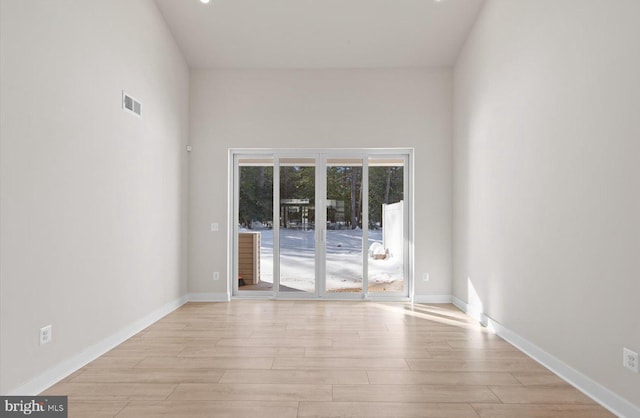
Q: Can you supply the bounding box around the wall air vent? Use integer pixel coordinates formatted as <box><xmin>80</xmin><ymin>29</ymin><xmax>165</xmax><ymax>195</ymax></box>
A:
<box><xmin>122</xmin><ymin>91</ymin><xmax>142</xmax><ymax>118</ymax></box>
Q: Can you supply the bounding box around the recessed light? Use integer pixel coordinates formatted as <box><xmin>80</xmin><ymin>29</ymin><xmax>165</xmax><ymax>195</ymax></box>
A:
<box><xmin>200</xmin><ymin>0</ymin><xmax>211</xmax><ymax>4</ymax></box>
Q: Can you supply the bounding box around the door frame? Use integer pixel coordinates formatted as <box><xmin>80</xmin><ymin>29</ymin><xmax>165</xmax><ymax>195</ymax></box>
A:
<box><xmin>229</xmin><ymin>148</ymin><xmax>414</xmax><ymax>301</ymax></box>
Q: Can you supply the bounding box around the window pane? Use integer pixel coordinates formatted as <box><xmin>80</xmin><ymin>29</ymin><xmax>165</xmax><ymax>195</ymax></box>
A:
<box><xmin>238</xmin><ymin>160</ymin><xmax>274</xmax><ymax>291</ymax></box>
<box><xmin>279</xmin><ymin>164</ymin><xmax>316</xmax><ymax>293</ymax></box>
<box><xmin>325</xmin><ymin>158</ymin><xmax>363</xmax><ymax>293</ymax></box>
<box><xmin>368</xmin><ymin>158</ymin><xmax>404</xmax><ymax>293</ymax></box>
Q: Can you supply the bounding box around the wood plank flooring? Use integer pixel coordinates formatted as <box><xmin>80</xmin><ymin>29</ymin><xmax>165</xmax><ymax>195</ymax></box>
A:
<box><xmin>41</xmin><ymin>301</ymin><xmax>614</xmax><ymax>418</ymax></box>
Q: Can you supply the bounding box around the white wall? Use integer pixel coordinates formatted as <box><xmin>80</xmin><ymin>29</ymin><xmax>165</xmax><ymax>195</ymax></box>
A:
<box><xmin>454</xmin><ymin>0</ymin><xmax>640</xmax><ymax>410</ymax></box>
<box><xmin>0</xmin><ymin>0</ymin><xmax>189</xmax><ymax>393</ymax></box>
<box><xmin>189</xmin><ymin>69</ymin><xmax>452</xmax><ymax>298</ymax></box>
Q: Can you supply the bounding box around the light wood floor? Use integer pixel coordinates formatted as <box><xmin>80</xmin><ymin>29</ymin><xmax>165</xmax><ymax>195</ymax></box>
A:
<box><xmin>42</xmin><ymin>301</ymin><xmax>614</xmax><ymax>418</ymax></box>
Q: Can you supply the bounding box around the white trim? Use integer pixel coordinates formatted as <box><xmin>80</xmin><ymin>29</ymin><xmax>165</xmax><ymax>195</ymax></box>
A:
<box><xmin>451</xmin><ymin>297</ymin><xmax>640</xmax><ymax>418</ymax></box>
<box><xmin>451</xmin><ymin>296</ymin><xmax>467</xmax><ymax>312</ymax></box>
<box><xmin>451</xmin><ymin>296</ymin><xmax>485</xmax><ymax>323</ymax></box>
<box><xmin>229</xmin><ymin>147</ymin><xmax>414</xmax><ymax>156</ymax></box>
<box><xmin>405</xmin><ymin>152</ymin><xmax>414</xmax><ymax>303</ymax></box>
<box><xmin>228</xmin><ymin>150</ymin><xmax>237</xmax><ymax>298</ymax></box>
<box><xmin>188</xmin><ymin>292</ymin><xmax>230</xmax><ymax>302</ymax></box>
<box><xmin>412</xmin><ymin>294</ymin><xmax>453</xmax><ymax>304</ymax></box>
<box><xmin>5</xmin><ymin>295</ymin><xmax>188</xmax><ymax>396</ymax></box>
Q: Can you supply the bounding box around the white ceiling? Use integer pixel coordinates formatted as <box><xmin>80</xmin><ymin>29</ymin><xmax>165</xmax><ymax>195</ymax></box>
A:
<box><xmin>154</xmin><ymin>0</ymin><xmax>485</xmax><ymax>69</ymax></box>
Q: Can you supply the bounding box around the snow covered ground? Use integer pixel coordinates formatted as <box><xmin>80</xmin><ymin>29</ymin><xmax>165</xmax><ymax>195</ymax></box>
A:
<box><xmin>246</xmin><ymin>228</ymin><xmax>403</xmax><ymax>292</ymax></box>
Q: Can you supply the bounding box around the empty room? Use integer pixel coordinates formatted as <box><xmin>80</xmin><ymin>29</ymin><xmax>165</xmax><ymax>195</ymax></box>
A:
<box><xmin>1</xmin><ymin>0</ymin><xmax>638</xmax><ymax>417</ymax></box>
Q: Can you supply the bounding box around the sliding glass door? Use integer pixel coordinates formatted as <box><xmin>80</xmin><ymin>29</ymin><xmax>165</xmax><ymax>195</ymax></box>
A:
<box><xmin>324</xmin><ymin>157</ymin><xmax>364</xmax><ymax>294</ymax></box>
<box><xmin>236</xmin><ymin>157</ymin><xmax>274</xmax><ymax>292</ymax></box>
<box><xmin>233</xmin><ymin>150</ymin><xmax>410</xmax><ymax>299</ymax></box>
<box><xmin>278</xmin><ymin>158</ymin><xmax>317</xmax><ymax>294</ymax></box>
<box><xmin>367</xmin><ymin>157</ymin><xmax>405</xmax><ymax>293</ymax></box>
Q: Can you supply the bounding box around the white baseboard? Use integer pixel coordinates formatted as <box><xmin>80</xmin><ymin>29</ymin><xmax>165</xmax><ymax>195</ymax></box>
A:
<box><xmin>451</xmin><ymin>297</ymin><xmax>640</xmax><ymax>418</ymax></box>
<box><xmin>188</xmin><ymin>292</ymin><xmax>230</xmax><ymax>302</ymax></box>
<box><xmin>6</xmin><ymin>295</ymin><xmax>189</xmax><ymax>396</ymax></box>
<box><xmin>452</xmin><ymin>296</ymin><xmax>486</xmax><ymax>323</ymax></box>
<box><xmin>412</xmin><ymin>294</ymin><xmax>453</xmax><ymax>304</ymax></box>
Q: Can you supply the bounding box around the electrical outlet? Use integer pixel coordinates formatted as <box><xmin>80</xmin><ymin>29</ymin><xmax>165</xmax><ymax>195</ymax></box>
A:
<box><xmin>213</xmin><ymin>271</ymin><xmax>220</xmax><ymax>281</ymax></box>
<box><xmin>40</xmin><ymin>325</ymin><xmax>52</xmax><ymax>345</ymax></box>
<box><xmin>623</xmin><ymin>347</ymin><xmax>639</xmax><ymax>372</ymax></box>
<box><xmin>423</xmin><ymin>273</ymin><xmax>430</xmax><ymax>282</ymax></box>
<box><xmin>211</xmin><ymin>222</ymin><xmax>219</xmax><ymax>232</ymax></box>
